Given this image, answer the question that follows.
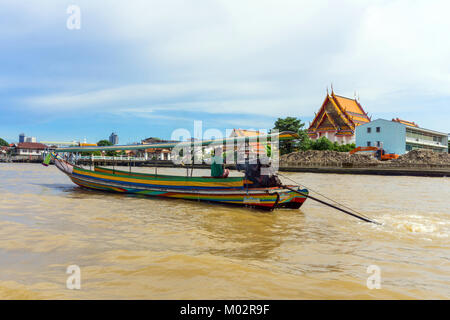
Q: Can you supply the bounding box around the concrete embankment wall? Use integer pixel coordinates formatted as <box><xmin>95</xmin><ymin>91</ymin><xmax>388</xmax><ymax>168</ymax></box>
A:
<box><xmin>278</xmin><ymin>166</ymin><xmax>449</xmax><ymax>177</ymax></box>
<box><xmin>279</xmin><ymin>150</ymin><xmax>450</xmax><ymax>177</ymax></box>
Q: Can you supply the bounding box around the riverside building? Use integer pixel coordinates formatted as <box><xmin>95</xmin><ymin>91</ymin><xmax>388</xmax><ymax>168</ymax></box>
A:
<box><xmin>355</xmin><ymin>118</ymin><xmax>448</xmax><ymax>155</ymax></box>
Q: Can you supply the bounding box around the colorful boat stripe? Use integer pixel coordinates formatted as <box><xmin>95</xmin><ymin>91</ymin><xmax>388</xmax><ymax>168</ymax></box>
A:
<box><xmin>72</xmin><ymin>167</ymin><xmax>245</xmax><ymax>190</ymax></box>
<box><xmin>71</xmin><ymin>176</ymin><xmax>285</xmax><ymax>205</ymax></box>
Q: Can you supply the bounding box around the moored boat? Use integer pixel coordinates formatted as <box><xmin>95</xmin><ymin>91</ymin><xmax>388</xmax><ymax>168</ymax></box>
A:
<box><xmin>52</xmin><ymin>154</ymin><xmax>308</xmax><ymax>210</ymax></box>
<box><xmin>43</xmin><ymin>131</ymin><xmax>379</xmax><ymax>223</ymax></box>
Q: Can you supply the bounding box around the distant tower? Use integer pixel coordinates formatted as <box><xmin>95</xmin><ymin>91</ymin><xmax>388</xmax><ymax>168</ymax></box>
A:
<box><xmin>109</xmin><ymin>132</ymin><xmax>119</xmax><ymax>145</ymax></box>
<box><xmin>19</xmin><ymin>133</ymin><xmax>25</xmax><ymax>143</ymax></box>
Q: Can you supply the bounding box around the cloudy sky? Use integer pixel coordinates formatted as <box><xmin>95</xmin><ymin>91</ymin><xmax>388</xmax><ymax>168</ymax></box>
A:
<box><xmin>1</xmin><ymin>0</ymin><xmax>449</xmax><ymax>143</ymax></box>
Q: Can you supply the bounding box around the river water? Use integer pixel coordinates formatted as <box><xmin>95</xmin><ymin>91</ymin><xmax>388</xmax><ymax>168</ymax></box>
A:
<box><xmin>0</xmin><ymin>163</ymin><xmax>448</xmax><ymax>299</ymax></box>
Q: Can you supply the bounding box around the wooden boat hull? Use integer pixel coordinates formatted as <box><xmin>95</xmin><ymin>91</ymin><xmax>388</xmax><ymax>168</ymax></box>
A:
<box><xmin>53</xmin><ymin>156</ymin><xmax>308</xmax><ymax>210</ymax></box>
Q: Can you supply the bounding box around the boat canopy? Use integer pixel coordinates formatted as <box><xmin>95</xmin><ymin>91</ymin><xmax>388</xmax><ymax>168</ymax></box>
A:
<box><xmin>54</xmin><ymin>131</ymin><xmax>299</xmax><ymax>152</ymax></box>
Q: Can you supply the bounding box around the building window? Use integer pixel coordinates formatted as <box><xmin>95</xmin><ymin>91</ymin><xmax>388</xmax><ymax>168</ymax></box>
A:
<box><xmin>376</xmin><ymin>127</ymin><xmax>381</xmax><ymax>133</ymax></box>
<box><xmin>367</xmin><ymin>141</ymin><xmax>371</xmax><ymax>147</ymax></box>
<box><xmin>377</xmin><ymin>141</ymin><xmax>381</xmax><ymax>147</ymax></box>
<box><xmin>367</xmin><ymin>127</ymin><xmax>371</xmax><ymax>133</ymax></box>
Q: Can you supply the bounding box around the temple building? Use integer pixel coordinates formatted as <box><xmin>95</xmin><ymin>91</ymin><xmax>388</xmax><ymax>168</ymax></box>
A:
<box><xmin>307</xmin><ymin>91</ymin><xmax>371</xmax><ymax>144</ymax></box>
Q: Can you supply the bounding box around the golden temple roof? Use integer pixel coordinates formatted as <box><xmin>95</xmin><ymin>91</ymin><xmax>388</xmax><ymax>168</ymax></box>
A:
<box><xmin>392</xmin><ymin>118</ymin><xmax>419</xmax><ymax>127</ymax></box>
<box><xmin>308</xmin><ymin>91</ymin><xmax>370</xmax><ymax>134</ymax></box>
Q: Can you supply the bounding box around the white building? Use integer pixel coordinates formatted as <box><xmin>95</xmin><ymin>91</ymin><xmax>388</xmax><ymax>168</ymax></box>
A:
<box><xmin>14</xmin><ymin>142</ymin><xmax>48</xmax><ymax>156</ymax></box>
<box><xmin>356</xmin><ymin>118</ymin><xmax>448</xmax><ymax>155</ymax></box>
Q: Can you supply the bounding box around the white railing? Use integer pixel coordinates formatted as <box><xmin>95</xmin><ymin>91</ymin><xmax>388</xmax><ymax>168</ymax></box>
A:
<box><xmin>405</xmin><ymin>137</ymin><xmax>447</xmax><ymax>148</ymax></box>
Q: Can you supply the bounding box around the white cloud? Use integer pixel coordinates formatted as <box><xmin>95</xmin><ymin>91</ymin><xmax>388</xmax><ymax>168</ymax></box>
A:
<box><xmin>2</xmin><ymin>0</ymin><xmax>449</xmax><ymax>131</ymax></box>
<box><xmin>25</xmin><ymin>80</ymin><xmax>280</xmax><ymax>111</ymax></box>
<box><xmin>329</xmin><ymin>0</ymin><xmax>450</xmax><ymax>99</ymax></box>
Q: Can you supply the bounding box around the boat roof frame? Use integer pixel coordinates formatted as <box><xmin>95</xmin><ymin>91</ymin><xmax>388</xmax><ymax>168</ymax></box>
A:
<box><xmin>54</xmin><ymin>131</ymin><xmax>299</xmax><ymax>153</ymax></box>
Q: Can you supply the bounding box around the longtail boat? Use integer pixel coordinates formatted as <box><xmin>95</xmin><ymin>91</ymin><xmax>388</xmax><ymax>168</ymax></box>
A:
<box><xmin>46</xmin><ymin>131</ymin><xmax>309</xmax><ymax>210</ymax></box>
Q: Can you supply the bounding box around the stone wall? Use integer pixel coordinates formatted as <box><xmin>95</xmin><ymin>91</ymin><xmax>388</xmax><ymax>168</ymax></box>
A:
<box><xmin>280</xmin><ymin>150</ymin><xmax>450</xmax><ymax>169</ymax></box>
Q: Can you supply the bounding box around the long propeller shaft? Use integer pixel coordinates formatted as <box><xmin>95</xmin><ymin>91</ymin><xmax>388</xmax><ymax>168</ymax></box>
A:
<box><xmin>284</xmin><ymin>185</ymin><xmax>381</xmax><ymax>225</ymax></box>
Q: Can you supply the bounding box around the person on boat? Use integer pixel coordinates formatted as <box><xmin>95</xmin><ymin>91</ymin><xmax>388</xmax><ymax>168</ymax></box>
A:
<box><xmin>237</xmin><ymin>152</ymin><xmax>281</xmax><ymax>188</ymax></box>
<box><xmin>211</xmin><ymin>147</ymin><xmax>229</xmax><ymax>178</ymax></box>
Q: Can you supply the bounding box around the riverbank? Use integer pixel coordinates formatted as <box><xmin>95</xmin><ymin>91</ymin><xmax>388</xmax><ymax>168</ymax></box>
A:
<box><xmin>279</xmin><ymin>150</ymin><xmax>450</xmax><ymax>177</ymax></box>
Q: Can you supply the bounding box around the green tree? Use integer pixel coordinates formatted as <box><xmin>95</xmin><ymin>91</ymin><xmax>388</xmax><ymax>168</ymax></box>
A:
<box><xmin>272</xmin><ymin>117</ymin><xmax>309</xmax><ymax>155</ymax></box>
<box><xmin>97</xmin><ymin>140</ymin><xmax>113</xmax><ymax>146</ymax></box>
<box><xmin>308</xmin><ymin>138</ymin><xmax>355</xmax><ymax>152</ymax></box>
<box><xmin>311</xmin><ymin>137</ymin><xmax>334</xmax><ymax>150</ymax></box>
<box><xmin>299</xmin><ymin>137</ymin><xmax>312</xmax><ymax>151</ymax></box>
<box><xmin>332</xmin><ymin>141</ymin><xmax>340</xmax><ymax>151</ymax></box>
<box><xmin>335</xmin><ymin>143</ymin><xmax>356</xmax><ymax>152</ymax></box>
<box><xmin>97</xmin><ymin>139</ymin><xmax>116</xmax><ymax>156</ymax></box>
<box><xmin>0</xmin><ymin>138</ymin><xmax>8</xmax><ymax>147</ymax></box>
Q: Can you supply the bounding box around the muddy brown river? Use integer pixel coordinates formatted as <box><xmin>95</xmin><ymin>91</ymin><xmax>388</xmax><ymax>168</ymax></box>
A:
<box><xmin>0</xmin><ymin>163</ymin><xmax>448</xmax><ymax>299</ymax></box>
